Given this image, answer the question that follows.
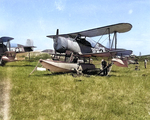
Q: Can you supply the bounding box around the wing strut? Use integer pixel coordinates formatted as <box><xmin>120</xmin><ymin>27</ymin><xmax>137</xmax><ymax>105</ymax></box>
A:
<box><xmin>2</xmin><ymin>42</ymin><xmax>4</xmax><ymax>53</ymax></box>
<box><xmin>114</xmin><ymin>31</ymin><xmax>117</xmax><ymax>49</ymax></box>
<box><xmin>110</xmin><ymin>31</ymin><xmax>117</xmax><ymax>50</ymax></box>
<box><xmin>6</xmin><ymin>41</ymin><xmax>11</xmax><ymax>51</ymax></box>
<box><xmin>108</xmin><ymin>28</ymin><xmax>111</xmax><ymax>49</ymax></box>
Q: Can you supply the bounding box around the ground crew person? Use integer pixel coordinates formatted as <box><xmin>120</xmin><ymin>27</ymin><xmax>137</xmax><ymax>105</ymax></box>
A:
<box><xmin>144</xmin><ymin>59</ymin><xmax>147</xmax><ymax>68</ymax></box>
<box><xmin>101</xmin><ymin>59</ymin><xmax>107</xmax><ymax>76</ymax></box>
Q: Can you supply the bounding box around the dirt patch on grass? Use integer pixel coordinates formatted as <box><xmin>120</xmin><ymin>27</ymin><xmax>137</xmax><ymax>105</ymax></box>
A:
<box><xmin>0</xmin><ymin>80</ymin><xmax>11</xmax><ymax>120</ymax></box>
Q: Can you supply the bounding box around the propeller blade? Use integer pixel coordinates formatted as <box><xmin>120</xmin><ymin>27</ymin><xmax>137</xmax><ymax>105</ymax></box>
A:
<box><xmin>56</xmin><ymin>29</ymin><xmax>59</xmax><ymax>36</ymax></box>
<box><xmin>55</xmin><ymin>29</ymin><xmax>59</xmax><ymax>42</ymax></box>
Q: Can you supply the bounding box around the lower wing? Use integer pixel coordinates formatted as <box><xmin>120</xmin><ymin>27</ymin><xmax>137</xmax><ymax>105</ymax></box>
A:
<box><xmin>78</xmin><ymin>49</ymin><xmax>132</xmax><ymax>58</ymax></box>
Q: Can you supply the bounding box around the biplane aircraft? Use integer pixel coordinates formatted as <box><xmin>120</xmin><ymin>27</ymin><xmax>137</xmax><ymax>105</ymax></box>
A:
<box><xmin>34</xmin><ymin>23</ymin><xmax>133</xmax><ymax>75</ymax></box>
<box><xmin>0</xmin><ymin>37</ymin><xmax>35</xmax><ymax>66</ymax></box>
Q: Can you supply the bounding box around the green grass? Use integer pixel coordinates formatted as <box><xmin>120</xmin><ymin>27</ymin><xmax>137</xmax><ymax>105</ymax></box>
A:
<box><xmin>0</xmin><ymin>64</ymin><xmax>6</xmax><ymax>119</ymax></box>
<box><xmin>0</xmin><ymin>60</ymin><xmax>150</xmax><ymax>119</ymax></box>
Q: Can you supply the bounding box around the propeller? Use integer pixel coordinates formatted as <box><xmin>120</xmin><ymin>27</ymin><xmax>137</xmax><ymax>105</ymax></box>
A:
<box><xmin>53</xmin><ymin>29</ymin><xmax>59</xmax><ymax>59</ymax></box>
<box><xmin>54</xmin><ymin>29</ymin><xmax>59</xmax><ymax>44</ymax></box>
<box><xmin>56</xmin><ymin>29</ymin><xmax>59</xmax><ymax>36</ymax></box>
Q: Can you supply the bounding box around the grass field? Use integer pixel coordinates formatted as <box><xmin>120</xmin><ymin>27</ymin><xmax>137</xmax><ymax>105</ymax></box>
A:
<box><xmin>0</xmin><ymin>58</ymin><xmax>150</xmax><ymax>120</ymax></box>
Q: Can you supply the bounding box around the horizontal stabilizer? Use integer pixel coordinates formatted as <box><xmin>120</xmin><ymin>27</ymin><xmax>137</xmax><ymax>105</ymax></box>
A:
<box><xmin>17</xmin><ymin>44</ymin><xmax>36</xmax><ymax>52</ymax></box>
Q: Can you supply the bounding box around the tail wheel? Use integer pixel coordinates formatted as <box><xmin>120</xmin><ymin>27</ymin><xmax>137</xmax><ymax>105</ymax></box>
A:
<box><xmin>0</xmin><ymin>58</ymin><xmax>5</xmax><ymax>66</ymax></box>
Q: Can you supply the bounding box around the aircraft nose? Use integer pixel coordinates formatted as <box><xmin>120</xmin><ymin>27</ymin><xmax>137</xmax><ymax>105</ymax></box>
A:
<box><xmin>53</xmin><ymin>38</ymin><xmax>57</xmax><ymax>49</ymax></box>
<box><xmin>54</xmin><ymin>37</ymin><xmax>68</xmax><ymax>53</ymax></box>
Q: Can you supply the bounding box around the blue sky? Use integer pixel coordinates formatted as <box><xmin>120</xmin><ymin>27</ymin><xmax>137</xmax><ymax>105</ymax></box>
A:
<box><xmin>0</xmin><ymin>0</ymin><xmax>150</xmax><ymax>55</ymax></box>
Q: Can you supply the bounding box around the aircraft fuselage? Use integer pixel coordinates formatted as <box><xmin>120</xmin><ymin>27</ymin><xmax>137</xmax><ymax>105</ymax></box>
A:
<box><xmin>54</xmin><ymin>36</ymin><xmax>106</xmax><ymax>54</ymax></box>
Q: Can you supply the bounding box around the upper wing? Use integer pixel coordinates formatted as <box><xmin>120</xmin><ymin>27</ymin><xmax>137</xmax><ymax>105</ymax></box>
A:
<box><xmin>47</xmin><ymin>23</ymin><xmax>132</xmax><ymax>38</ymax></box>
<box><xmin>0</xmin><ymin>37</ymin><xmax>14</xmax><ymax>43</ymax></box>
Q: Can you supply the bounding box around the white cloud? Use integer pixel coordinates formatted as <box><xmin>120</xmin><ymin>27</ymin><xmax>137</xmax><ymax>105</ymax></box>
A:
<box><xmin>128</xmin><ymin>9</ymin><xmax>133</xmax><ymax>14</ymax></box>
<box><xmin>55</xmin><ymin>0</ymin><xmax>65</xmax><ymax>11</ymax></box>
<box><xmin>38</xmin><ymin>19</ymin><xmax>46</xmax><ymax>32</ymax></box>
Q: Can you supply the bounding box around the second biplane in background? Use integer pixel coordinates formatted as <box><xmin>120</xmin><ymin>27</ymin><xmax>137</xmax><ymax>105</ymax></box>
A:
<box><xmin>0</xmin><ymin>37</ymin><xmax>36</xmax><ymax>66</ymax></box>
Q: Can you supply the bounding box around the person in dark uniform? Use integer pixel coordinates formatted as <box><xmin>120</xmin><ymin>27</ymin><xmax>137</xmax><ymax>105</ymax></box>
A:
<box><xmin>101</xmin><ymin>59</ymin><xmax>107</xmax><ymax>76</ymax></box>
<box><xmin>73</xmin><ymin>56</ymin><xmax>78</xmax><ymax>63</ymax></box>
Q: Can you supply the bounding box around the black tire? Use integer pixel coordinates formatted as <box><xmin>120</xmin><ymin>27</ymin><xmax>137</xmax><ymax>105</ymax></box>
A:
<box><xmin>0</xmin><ymin>58</ymin><xmax>5</xmax><ymax>66</ymax></box>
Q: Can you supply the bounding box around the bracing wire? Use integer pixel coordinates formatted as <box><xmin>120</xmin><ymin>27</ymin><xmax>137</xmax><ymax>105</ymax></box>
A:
<box><xmin>94</xmin><ymin>28</ymin><xmax>109</xmax><ymax>48</ymax></box>
<box><xmin>101</xmin><ymin>36</ymin><xmax>109</xmax><ymax>44</ymax></box>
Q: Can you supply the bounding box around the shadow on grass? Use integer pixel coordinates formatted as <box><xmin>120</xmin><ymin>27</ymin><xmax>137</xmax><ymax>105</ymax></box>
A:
<box><xmin>108</xmin><ymin>74</ymin><xmax>117</xmax><ymax>77</ymax></box>
<box><xmin>111</xmin><ymin>70</ymin><xmax>117</xmax><ymax>72</ymax></box>
<box><xmin>74</xmin><ymin>79</ymin><xmax>83</xmax><ymax>82</ymax></box>
<box><xmin>29</xmin><ymin>71</ymin><xmax>116</xmax><ymax>78</ymax></box>
<box><xmin>5</xmin><ymin>64</ymin><xmax>36</xmax><ymax>67</ymax></box>
<box><xmin>29</xmin><ymin>72</ymin><xmax>69</xmax><ymax>77</ymax></box>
